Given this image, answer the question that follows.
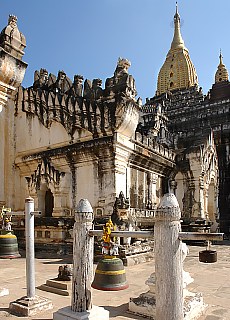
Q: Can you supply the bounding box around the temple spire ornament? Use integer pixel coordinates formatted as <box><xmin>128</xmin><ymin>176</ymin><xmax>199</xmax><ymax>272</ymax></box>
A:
<box><xmin>171</xmin><ymin>2</ymin><xmax>184</xmax><ymax>50</ymax></box>
<box><xmin>215</xmin><ymin>50</ymin><xmax>229</xmax><ymax>83</ymax></box>
<box><xmin>156</xmin><ymin>4</ymin><xmax>198</xmax><ymax>96</ymax></box>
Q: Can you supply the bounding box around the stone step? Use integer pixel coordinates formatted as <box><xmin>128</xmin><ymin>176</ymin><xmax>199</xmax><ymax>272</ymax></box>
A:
<box><xmin>46</xmin><ymin>279</ymin><xmax>71</xmax><ymax>290</ymax></box>
<box><xmin>37</xmin><ymin>279</ymin><xmax>71</xmax><ymax>296</ymax></box>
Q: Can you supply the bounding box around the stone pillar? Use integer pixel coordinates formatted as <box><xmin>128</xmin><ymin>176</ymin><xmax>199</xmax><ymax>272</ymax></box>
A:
<box><xmin>53</xmin><ymin>199</ymin><xmax>109</xmax><ymax>320</ymax></box>
<box><xmin>25</xmin><ymin>197</ymin><xmax>35</xmax><ymax>298</ymax></box>
<box><xmin>151</xmin><ymin>173</ymin><xmax>157</xmax><ymax>208</ymax></box>
<box><xmin>155</xmin><ymin>193</ymin><xmax>183</xmax><ymax>320</ymax></box>
<box><xmin>129</xmin><ymin>193</ymin><xmax>205</xmax><ymax>320</ymax></box>
<box><xmin>71</xmin><ymin>199</ymin><xmax>94</xmax><ymax>312</ymax></box>
<box><xmin>199</xmin><ymin>176</ymin><xmax>205</xmax><ymax>219</ymax></box>
<box><xmin>9</xmin><ymin>197</ymin><xmax>52</xmax><ymax>317</ymax></box>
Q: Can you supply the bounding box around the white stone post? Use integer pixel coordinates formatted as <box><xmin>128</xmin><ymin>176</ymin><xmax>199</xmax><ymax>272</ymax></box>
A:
<box><xmin>9</xmin><ymin>197</ymin><xmax>52</xmax><ymax>316</ymax></box>
<box><xmin>25</xmin><ymin>196</ymin><xmax>35</xmax><ymax>298</ymax></box>
<box><xmin>155</xmin><ymin>193</ymin><xmax>183</xmax><ymax>320</ymax></box>
<box><xmin>71</xmin><ymin>199</ymin><xmax>94</xmax><ymax>312</ymax></box>
<box><xmin>53</xmin><ymin>199</ymin><xmax>109</xmax><ymax>320</ymax></box>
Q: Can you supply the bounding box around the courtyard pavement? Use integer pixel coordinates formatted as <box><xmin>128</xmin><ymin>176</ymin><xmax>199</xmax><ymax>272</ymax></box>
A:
<box><xmin>0</xmin><ymin>241</ymin><xmax>230</xmax><ymax>320</ymax></box>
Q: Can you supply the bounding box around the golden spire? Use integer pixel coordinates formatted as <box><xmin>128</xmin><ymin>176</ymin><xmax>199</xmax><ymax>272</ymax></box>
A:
<box><xmin>156</xmin><ymin>3</ymin><xmax>198</xmax><ymax>96</ymax></box>
<box><xmin>215</xmin><ymin>50</ymin><xmax>229</xmax><ymax>83</ymax></box>
<box><xmin>171</xmin><ymin>2</ymin><xmax>184</xmax><ymax>50</ymax></box>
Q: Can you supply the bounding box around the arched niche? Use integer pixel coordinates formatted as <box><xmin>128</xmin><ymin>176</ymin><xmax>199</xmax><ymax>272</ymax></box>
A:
<box><xmin>37</xmin><ymin>183</ymin><xmax>54</xmax><ymax>217</ymax></box>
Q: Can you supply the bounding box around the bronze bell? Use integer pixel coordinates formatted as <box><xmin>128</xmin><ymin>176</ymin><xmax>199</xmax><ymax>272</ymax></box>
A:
<box><xmin>199</xmin><ymin>240</ymin><xmax>217</xmax><ymax>263</ymax></box>
<box><xmin>92</xmin><ymin>219</ymin><xmax>128</xmax><ymax>291</ymax></box>
<box><xmin>0</xmin><ymin>230</ymin><xmax>21</xmax><ymax>259</ymax></box>
<box><xmin>91</xmin><ymin>255</ymin><xmax>128</xmax><ymax>291</ymax></box>
<box><xmin>199</xmin><ymin>250</ymin><xmax>217</xmax><ymax>263</ymax></box>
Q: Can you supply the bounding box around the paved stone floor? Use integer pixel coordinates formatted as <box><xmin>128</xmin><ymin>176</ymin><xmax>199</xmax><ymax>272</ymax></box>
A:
<box><xmin>0</xmin><ymin>241</ymin><xmax>230</xmax><ymax>319</ymax></box>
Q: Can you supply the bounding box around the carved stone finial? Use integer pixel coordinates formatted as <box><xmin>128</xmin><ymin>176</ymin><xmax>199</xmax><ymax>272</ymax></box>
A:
<box><xmin>50</xmin><ymin>70</ymin><xmax>72</xmax><ymax>94</ymax></box>
<box><xmin>74</xmin><ymin>74</ymin><xmax>84</xmax><ymax>83</ymax></box>
<box><xmin>33</xmin><ymin>68</ymin><xmax>48</xmax><ymax>89</ymax></box>
<box><xmin>8</xmin><ymin>15</ymin><xmax>18</xmax><ymax>27</ymax></box>
<box><xmin>0</xmin><ymin>14</ymin><xmax>26</xmax><ymax>60</ymax></box>
<box><xmin>117</xmin><ymin>57</ymin><xmax>131</xmax><ymax>73</ymax></box>
<box><xmin>92</xmin><ymin>78</ymin><xmax>103</xmax><ymax>100</ymax></box>
<box><xmin>70</xmin><ymin>74</ymin><xmax>84</xmax><ymax>96</ymax></box>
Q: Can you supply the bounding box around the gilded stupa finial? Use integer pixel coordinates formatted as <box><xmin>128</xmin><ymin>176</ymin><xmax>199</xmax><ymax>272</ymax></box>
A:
<box><xmin>171</xmin><ymin>2</ymin><xmax>184</xmax><ymax>50</ymax></box>
<box><xmin>219</xmin><ymin>49</ymin><xmax>223</xmax><ymax>65</ymax></box>
<box><xmin>175</xmin><ymin>2</ymin><xmax>179</xmax><ymax>20</ymax></box>
<box><xmin>215</xmin><ymin>50</ymin><xmax>229</xmax><ymax>83</ymax></box>
<box><xmin>156</xmin><ymin>4</ymin><xmax>198</xmax><ymax>96</ymax></box>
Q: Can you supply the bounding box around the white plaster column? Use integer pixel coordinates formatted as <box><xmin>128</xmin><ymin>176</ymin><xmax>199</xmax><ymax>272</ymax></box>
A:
<box><xmin>150</xmin><ymin>173</ymin><xmax>157</xmax><ymax>208</ymax></box>
<box><xmin>71</xmin><ymin>199</ymin><xmax>94</xmax><ymax>312</ymax></box>
<box><xmin>25</xmin><ymin>197</ymin><xmax>35</xmax><ymax>298</ymax></box>
<box><xmin>126</xmin><ymin>166</ymin><xmax>131</xmax><ymax>199</ymax></box>
<box><xmin>199</xmin><ymin>176</ymin><xmax>205</xmax><ymax>219</ymax></box>
<box><xmin>155</xmin><ymin>193</ymin><xmax>183</xmax><ymax>320</ymax></box>
<box><xmin>135</xmin><ymin>169</ymin><xmax>139</xmax><ymax>207</ymax></box>
<box><xmin>0</xmin><ymin>108</ymin><xmax>6</xmax><ymax>205</ymax></box>
<box><xmin>53</xmin><ymin>199</ymin><xmax>109</xmax><ymax>320</ymax></box>
<box><xmin>9</xmin><ymin>197</ymin><xmax>52</xmax><ymax>317</ymax></box>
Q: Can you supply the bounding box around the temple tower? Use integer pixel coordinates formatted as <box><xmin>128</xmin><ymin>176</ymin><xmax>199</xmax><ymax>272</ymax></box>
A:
<box><xmin>156</xmin><ymin>3</ymin><xmax>198</xmax><ymax>96</ymax></box>
<box><xmin>215</xmin><ymin>51</ymin><xmax>229</xmax><ymax>83</ymax></box>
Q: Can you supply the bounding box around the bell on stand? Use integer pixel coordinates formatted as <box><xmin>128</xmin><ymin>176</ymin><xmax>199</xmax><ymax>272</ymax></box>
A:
<box><xmin>92</xmin><ymin>219</ymin><xmax>128</xmax><ymax>291</ymax></box>
<box><xmin>199</xmin><ymin>240</ymin><xmax>217</xmax><ymax>263</ymax></box>
<box><xmin>0</xmin><ymin>208</ymin><xmax>20</xmax><ymax>259</ymax></box>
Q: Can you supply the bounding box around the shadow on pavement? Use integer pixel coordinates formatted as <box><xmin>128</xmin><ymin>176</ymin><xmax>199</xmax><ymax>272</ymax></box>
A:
<box><xmin>102</xmin><ymin>303</ymin><xmax>145</xmax><ymax>319</ymax></box>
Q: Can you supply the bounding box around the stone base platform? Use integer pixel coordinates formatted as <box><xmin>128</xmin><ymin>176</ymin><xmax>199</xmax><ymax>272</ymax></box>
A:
<box><xmin>129</xmin><ymin>292</ymin><xmax>206</xmax><ymax>320</ymax></box>
<box><xmin>37</xmin><ymin>278</ymin><xmax>71</xmax><ymax>296</ymax></box>
<box><xmin>184</xmin><ymin>293</ymin><xmax>206</xmax><ymax>320</ymax></box>
<box><xmin>0</xmin><ymin>287</ymin><xmax>9</xmax><ymax>297</ymax></box>
<box><xmin>129</xmin><ymin>292</ymin><xmax>156</xmax><ymax>318</ymax></box>
<box><xmin>53</xmin><ymin>305</ymin><xmax>109</xmax><ymax>320</ymax></box>
<box><xmin>9</xmin><ymin>295</ymin><xmax>53</xmax><ymax>317</ymax></box>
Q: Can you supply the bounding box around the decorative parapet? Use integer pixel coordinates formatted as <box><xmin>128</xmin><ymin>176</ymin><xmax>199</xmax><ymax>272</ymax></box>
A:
<box><xmin>134</xmin><ymin>136</ymin><xmax>176</xmax><ymax>162</ymax></box>
<box><xmin>0</xmin><ymin>15</ymin><xmax>27</xmax><ymax>111</ymax></box>
<box><xmin>16</xmin><ymin>58</ymin><xmax>139</xmax><ymax>139</ymax></box>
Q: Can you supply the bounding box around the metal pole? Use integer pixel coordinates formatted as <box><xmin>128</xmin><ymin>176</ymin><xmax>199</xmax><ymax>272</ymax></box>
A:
<box><xmin>179</xmin><ymin>232</ymin><xmax>224</xmax><ymax>241</ymax></box>
<box><xmin>89</xmin><ymin>230</ymin><xmax>154</xmax><ymax>238</ymax></box>
<box><xmin>25</xmin><ymin>197</ymin><xmax>35</xmax><ymax>299</ymax></box>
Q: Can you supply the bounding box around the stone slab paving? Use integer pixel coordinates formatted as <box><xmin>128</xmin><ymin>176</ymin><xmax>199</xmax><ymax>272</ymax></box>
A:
<box><xmin>0</xmin><ymin>241</ymin><xmax>229</xmax><ymax>319</ymax></box>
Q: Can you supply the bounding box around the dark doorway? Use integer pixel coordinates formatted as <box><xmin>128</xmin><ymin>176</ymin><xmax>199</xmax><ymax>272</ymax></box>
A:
<box><xmin>45</xmin><ymin>189</ymin><xmax>54</xmax><ymax>217</ymax></box>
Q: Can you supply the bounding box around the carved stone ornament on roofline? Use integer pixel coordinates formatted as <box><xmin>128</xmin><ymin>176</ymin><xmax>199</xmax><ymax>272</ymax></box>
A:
<box><xmin>25</xmin><ymin>159</ymin><xmax>65</xmax><ymax>192</ymax></box>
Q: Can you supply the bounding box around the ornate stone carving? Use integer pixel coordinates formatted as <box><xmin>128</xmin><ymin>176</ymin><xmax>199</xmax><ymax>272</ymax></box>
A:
<box><xmin>25</xmin><ymin>159</ymin><xmax>65</xmax><ymax>192</ymax></box>
<box><xmin>70</xmin><ymin>74</ymin><xmax>84</xmax><ymax>96</ymax></box>
<box><xmin>105</xmin><ymin>57</ymin><xmax>137</xmax><ymax>99</ymax></box>
<box><xmin>0</xmin><ymin>15</ymin><xmax>26</xmax><ymax>60</ymax></box>
<box><xmin>33</xmin><ymin>68</ymin><xmax>48</xmax><ymax>90</ymax></box>
<box><xmin>0</xmin><ymin>15</ymin><xmax>27</xmax><ymax>110</ymax></box>
<box><xmin>16</xmin><ymin>59</ymin><xmax>140</xmax><ymax>138</ymax></box>
<box><xmin>50</xmin><ymin>70</ymin><xmax>72</xmax><ymax>94</ymax></box>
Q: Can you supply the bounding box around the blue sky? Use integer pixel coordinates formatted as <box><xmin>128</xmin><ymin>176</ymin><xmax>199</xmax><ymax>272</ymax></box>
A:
<box><xmin>1</xmin><ymin>0</ymin><xmax>230</xmax><ymax>100</ymax></box>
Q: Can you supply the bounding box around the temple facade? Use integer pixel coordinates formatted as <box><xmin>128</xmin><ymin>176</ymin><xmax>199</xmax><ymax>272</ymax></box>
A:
<box><xmin>0</xmin><ymin>6</ymin><xmax>229</xmax><ymax>247</ymax></box>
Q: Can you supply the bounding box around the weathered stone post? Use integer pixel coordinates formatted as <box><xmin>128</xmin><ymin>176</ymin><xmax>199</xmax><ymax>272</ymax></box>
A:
<box><xmin>155</xmin><ymin>193</ymin><xmax>183</xmax><ymax>320</ymax></box>
<box><xmin>53</xmin><ymin>199</ymin><xmax>109</xmax><ymax>320</ymax></box>
<box><xmin>71</xmin><ymin>198</ymin><xmax>94</xmax><ymax>312</ymax></box>
<box><xmin>9</xmin><ymin>197</ymin><xmax>52</xmax><ymax>317</ymax></box>
<box><xmin>25</xmin><ymin>197</ymin><xmax>35</xmax><ymax>298</ymax></box>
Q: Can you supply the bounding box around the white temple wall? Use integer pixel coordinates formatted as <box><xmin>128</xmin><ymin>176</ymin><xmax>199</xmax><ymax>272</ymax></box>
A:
<box><xmin>0</xmin><ymin>106</ymin><xmax>6</xmax><ymax>206</ymax></box>
<box><xmin>174</xmin><ymin>172</ymin><xmax>185</xmax><ymax>213</ymax></box>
